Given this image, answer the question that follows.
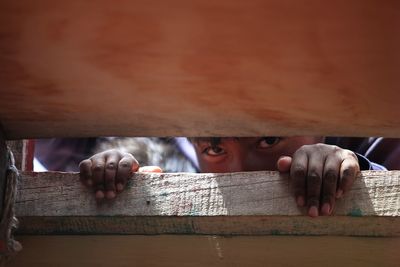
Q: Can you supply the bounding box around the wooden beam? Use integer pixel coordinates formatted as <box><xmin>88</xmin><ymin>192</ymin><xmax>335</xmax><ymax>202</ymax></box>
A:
<box><xmin>5</xmin><ymin>140</ymin><xmax>34</xmax><ymax>171</ymax></box>
<box><xmin>4</xmin><ymin>141</ymin><xmax>22</xmax><ymax>171</ymax></box>
<box><xmin>16</xmin><ymin>171</ymin><xmax>400</xmax><ymax>236</ymax></box>
<box><xmin>7</xmin><ymin>235</ymin><xmax>400</xmax><ymax>267</ymax></box>
<box><xmin>1</xmin><ymin>0</ymin><xmax>400</xmax><ymax>138</ymax></box>
<box><xmin>0</xmin><ymin>129</ymin><xmax>7</xmax><ymax>218</ymax></box>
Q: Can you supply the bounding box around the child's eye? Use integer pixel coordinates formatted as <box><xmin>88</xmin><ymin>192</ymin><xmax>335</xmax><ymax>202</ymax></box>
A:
<box><xmin>203</xmin><ymin>146</ymin><xmax>226</xmax><ymax>156</ymax></box>
<box><xmin>257</xmin><ymin>137</ymin><xmax>281</xmax><ymax>148</ymax></box>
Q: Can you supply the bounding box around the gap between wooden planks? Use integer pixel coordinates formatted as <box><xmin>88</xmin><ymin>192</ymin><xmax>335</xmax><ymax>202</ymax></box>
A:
<box><xmin>15</xmin><ymin>170</ymin><xmax>400</xmax><ymax>236</ymax></box>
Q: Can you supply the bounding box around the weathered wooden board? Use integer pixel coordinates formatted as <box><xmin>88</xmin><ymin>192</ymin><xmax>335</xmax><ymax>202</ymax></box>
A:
<box><xmin>4</xmin><ymin>141</ymin><xmax>23</xmax><ymax>171</ymax></box>
<box><xmin>1</xmin><ymin>0</ymin><xmax>399</xmax><ymax>139</ymax></box>
<box><xmin>5</xmin><ymin>140</ymin><xmax>34</xmax><ymax>171</ymax></box>
<box><xmin>0</xmin><ymin>129</ymin><xmax>7</xmax><ymax>217</ymax></box>
<box><xmin>7</xmin><ymin>235</ymin><xmax>400</xmax><ymax>267</ymax></box>
<box><xmin>15</xmin><ymin>171</ymin><xmax>400</xmax><ymax>236</ymax></box>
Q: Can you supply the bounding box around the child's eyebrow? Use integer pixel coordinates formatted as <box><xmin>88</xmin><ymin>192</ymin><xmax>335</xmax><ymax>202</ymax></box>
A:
<box><xmin>191</xmin><ymin>137</ymin><xmax>239</xmax><ymax>147</ymax></box>
<box><xmin>190</xmin><ymin>137</ymin><xmax>220</xmax><ymax>146</ymax></box>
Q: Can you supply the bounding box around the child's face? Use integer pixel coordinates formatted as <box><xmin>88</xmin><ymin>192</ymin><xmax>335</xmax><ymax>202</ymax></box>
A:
<box><xmin>193</xmin><ymin>137</ymin><xmax>323</xmax><ymax>172</ymax></box>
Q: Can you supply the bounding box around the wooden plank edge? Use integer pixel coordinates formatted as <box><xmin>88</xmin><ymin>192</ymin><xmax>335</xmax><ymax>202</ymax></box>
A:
<box><xmin>16</xmin><ymin>215</ymin><xmax>400</xmax><ymax>237</ymax></box>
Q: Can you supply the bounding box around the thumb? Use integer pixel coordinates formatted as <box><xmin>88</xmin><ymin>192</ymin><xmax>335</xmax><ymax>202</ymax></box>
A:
<box><xmin>277</xmin><ymin>156</ymin><xmax>292</xmax><ymax>173</ymax></box>
<box><xmin>138</xmin><ymin>166</ymin><xmax>163</xmax><ymax>173</ymax></box>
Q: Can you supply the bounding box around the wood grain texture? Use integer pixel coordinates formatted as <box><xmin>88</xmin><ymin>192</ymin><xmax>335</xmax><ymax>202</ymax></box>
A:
<box><xmin>5</xmin><ymin>140</ymin><xmax>35</xmax><ymax>171</ymax></box>
<box><xmin>0</xmin><ymin>130</ymin><xmax>7</xmax><ymax>217</ymax></box>
<box><xmin>0</xmin><ymin>0</ymin><xmax>399</xmax><ymax>139</ymax></box>
<box><xmin>5</xmin><ymin>141</ymin><xmax>23</xmax><ymax>171</ymax></box>
<box><xmin>7</xmin><ymin>235</ymin><xmax>400</xmax><ymax>267</ymax></box>
<box><xmin>15</xmin><ymin>171</ymin><xmax>400</xmax><ymax>236</ymax></box>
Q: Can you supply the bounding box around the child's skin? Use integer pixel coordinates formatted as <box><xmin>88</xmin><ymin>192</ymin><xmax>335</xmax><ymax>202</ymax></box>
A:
<box><xmin>79</xmin><ymin>137</ymin><xmax>360</xmax><ymax>217</ymax></box>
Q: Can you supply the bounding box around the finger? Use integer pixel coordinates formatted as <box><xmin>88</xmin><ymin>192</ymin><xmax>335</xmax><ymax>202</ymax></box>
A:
<box><xmin>91</xmin><ymin>156</ymin><xmax>106</xmax><ymax>200</ymax></box>
<box><xmin>115</xmin><ymin>155</ymin><xmax>138</xmax><ymax>192</ymax></box>
<box><xmin>138</xmin><ymin>166</ymin><xmax>163</xmax><ymax>173</ymax></box>
<box><xmin>321</xmin><ymin>155</ymin><xmax>341</xmax><ymax>216</ymax></box>
<box><xmin>104</xmin><ymin>154</ymin><xmax>120</xmax><ymax>199</ymax></box>
<box><xmin>290</xmin><ymin>150</ymin><xmax>308</xmax><ymax>207</ymax></box>
<box><xmin>79</xmin><ymin>159</ymin><xmax>93</xmax><ymax>186</ymax></box>
<box><xmin>337</xmin><ymin>157</ymin><xmax>360</xmax><ymax>198</ymax></box>
<box><xmin>306</xmin><ymin>153</ymin><xmax>324</xmax><ymax>217</ymax></box>
<box><xmin>277</xmin><ymin>156</ymin><xmax>292</xmax><ymax>173</ymax></box>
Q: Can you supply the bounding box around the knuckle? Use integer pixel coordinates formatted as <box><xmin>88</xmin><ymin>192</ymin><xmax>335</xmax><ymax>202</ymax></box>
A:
<box><xmin>324</xmin><ymin>170</ymin><xmax>338</xmax><ymax>185</ymax></box>
<box><xmin>79</xmin><ymin>159</ymin><xmax>90</xmax><ymax>168</ymax></box>
<box><xmin>106</xmin><ymin>149</ymin><xmax>121</xmax><ymax>155</ymax></box>
<box><xmin>295</xmin><ymin>145</ymin><xmax>309</xmax><ymax>154</ymax></box>
<box><xmin>329</xmin><ymin>144</ymin><xmax>339</xmax><ymax>151</ymax></box>
<box><xmin>106</xmin><ymin>162</ymin><xmax>117</xmax><ymax>170</ymax></box>
<box><xmin>346</xmin><ymin>150</ymin><xmax>358</xmax><ymax>160</ymax></box>
<box><xmin>93</xmin><ymin>163</ymin><xmax>105</xmax><ymax>172</ymax></box>
<box><xmin>292</xmin><ymin>164</ymin><xmax>306</xmax><ymax>177</ymax></box>
<box><xmin>330</xmin><ymin>145</ymin><xmax>341</xmax><ymax>155</ymax></box>
<box><xmin>308</xmin><ymin>171</ymin><xmax>322</xmax><ymax>186</ymax></box>
<box><xmin>314</xmin><ymin>144</ymin><xmax>339</xmax><ymax>155</ymax></box>
<box><xmin>339</xmin><ymin>149</ymin><xmax>357</xmax><ymax>160</ymax></box>
<box><xmin>124</xmin><ymin>152</ymin><xmax>135</xmax><ymax>159</ymax></box>
<box><xmin>118</xmin><ymin>160</ymin><xmax>131</xmax><ymax>169</ymax></box>
<box><xmin>316</xmin><ymin>143</ymin><xmax>325</xmax><ymax>148</ymax></box>
<box><xmin>313</xmin><ymin>143</ymin><xmax>327</xmax><ymax>151</ymax></box>
<box><xmin>343</xmin><ymin>166</ymin><xmax>356</xmax><ymax>178</ymax></box>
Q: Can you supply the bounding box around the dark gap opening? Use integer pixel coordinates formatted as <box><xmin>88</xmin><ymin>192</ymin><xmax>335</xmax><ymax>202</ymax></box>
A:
<box><xmin>32</xmin><ymin>137</ymin><xmax>400</xmax><ymax>172</ymax></box>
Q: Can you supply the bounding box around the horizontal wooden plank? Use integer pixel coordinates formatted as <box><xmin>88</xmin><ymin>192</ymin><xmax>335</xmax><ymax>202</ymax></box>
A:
<box><xmin>8</xmin><ymin>236</ymin><xmax>400</xmax><ymax>267</ymax></box>
<box><xmin>0</xmin><ymin>130</ymin><xmax>7</xmax><ymax>218</ymax></box>
<box><xmin>15</xmin><ymin>171</ymin><xmax>400</xmax><ymax>236</ymax></box>
<box><xmin>1</xmin><ymin>0</ymin><xmax>400</xmax><ymax>138</ymax></box>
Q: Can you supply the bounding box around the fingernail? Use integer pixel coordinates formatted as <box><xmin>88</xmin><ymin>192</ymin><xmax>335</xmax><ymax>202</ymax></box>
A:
<box><xmin>139</xmin><ymin>166</ymin><xmax>163</xmax><ymax>173</ymax></box>
<box><xmin>308</xmin><ymin>206</ymin><xmax>319</xmax><ymax>217</ymax></box>
<box><xmin>296</xmin><ymin>196</ymin><xmax>305</xmax><ymax>207</ymax></box>
<box><xmin>106</xmin><ymin>191</ymin><xmax>116</xmax><ymax>199</ymax></box>
<box><xmin>321</xmin><ymin>203</ymin><xmax>331</xmax><ymax>215</ymax></box>
<box><xmin>116</xmin><ymin>183</ymin><xmax>124</xmax><ymax>192</ymax></box>
<box><xmin>336</xmin><ymin>189</ymin><xmax>343</xmax><ymax>199</ymax></box>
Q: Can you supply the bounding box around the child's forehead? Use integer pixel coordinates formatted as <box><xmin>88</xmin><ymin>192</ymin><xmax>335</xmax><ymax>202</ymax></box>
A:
<box><xmin>192</xmin><ymin>137</ymin><xmax>237</xmax><ymax>142</ymax></box>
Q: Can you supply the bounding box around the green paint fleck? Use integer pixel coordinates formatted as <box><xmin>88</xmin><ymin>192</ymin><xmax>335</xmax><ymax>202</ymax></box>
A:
<box><xmin>189</xmin><ymin>209</ymin><xmax>200</xmax><ymax>216</ymax></box>
<box><xmin>347</xmin><ymin>208</ymin><xmax>363</xmax><ymax>217</ymax></box>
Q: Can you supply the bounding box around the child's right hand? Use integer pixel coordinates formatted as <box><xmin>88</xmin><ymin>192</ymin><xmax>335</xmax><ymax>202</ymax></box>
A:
<box><xmin>79</xmin><ymin>149</ymin><xmax>162</xmax><ymax>200</ymax></box>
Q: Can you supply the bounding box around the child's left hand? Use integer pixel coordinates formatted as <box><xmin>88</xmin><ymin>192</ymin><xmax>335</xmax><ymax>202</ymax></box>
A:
<box><xmin>276</xmin><ymin>143</ymin><xmax>360</xmax><ymax>217</ymax></box>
